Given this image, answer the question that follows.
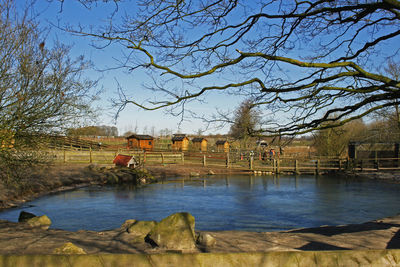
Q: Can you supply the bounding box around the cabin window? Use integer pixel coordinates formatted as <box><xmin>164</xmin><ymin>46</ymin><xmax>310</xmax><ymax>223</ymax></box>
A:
<box><xmin>149</xmin><ymin>141</ymin><xmax>152</xmax><ymax>145</ymax></box>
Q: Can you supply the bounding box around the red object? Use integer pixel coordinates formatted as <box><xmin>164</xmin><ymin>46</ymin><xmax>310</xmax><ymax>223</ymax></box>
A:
<box><xmin>113</xmin><ymin>154</ymin><xmax>134</xmax><ymax>167</ymax></box>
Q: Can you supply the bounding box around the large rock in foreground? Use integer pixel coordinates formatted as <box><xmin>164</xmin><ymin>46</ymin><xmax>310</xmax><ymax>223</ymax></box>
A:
<box><xmin>18</xmin><ymin>211</ymin><xmax>36</xmax><ymax>222</ymax></box>
<box><xmin>53</xmin><ymin>242</ymin><xmax>86</xmax><ymax>255</ymax></box>
<box><xmin>25</xmin><ymin>215</ymin><xmax>52</xmax><ymax>229</ymax></box>
<box><xmin>127</xmin><ymin>220</ymin><xmax>158</xmax><ymax>243</ymax></box>
<box><xmin>147</xmin><ymin>212</ymin><xmax>196</xmax><ymax>251</ymax></box>
<box><xmin>18</xmin><ymin>211</ymin><xmax>51</xmax><ymax>230</ymax></box>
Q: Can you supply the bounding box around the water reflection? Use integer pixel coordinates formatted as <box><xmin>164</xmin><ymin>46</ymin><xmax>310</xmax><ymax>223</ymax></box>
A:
<box><xmin>0</xmin><ymin>174</ymin><xmax>399</xmax><ymax>232</ymax></box>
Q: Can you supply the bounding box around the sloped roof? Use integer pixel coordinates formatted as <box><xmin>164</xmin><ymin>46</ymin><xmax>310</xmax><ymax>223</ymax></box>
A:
<box><xmin>126</xmin><ymin>134</ymin><xmax>153</xmax><ymax>140</ymax></box>
<box><xmin>192</xmin><ymin>137</ymin><xmax>207</xmax><ymax>142</ymax></box>
<box><xmin>216</xmin><ymin>140</ymin><xmax>229</xmax><ymax>145</ymax></box>
<box><xmin>172</xmin><ymin>136</ymin><xmax>188</xmax><ymax>141</ymax></box>
<box><xmin>113</xmin><ymin>154</ymin><xmax>134</xmax><ymax>167</ymax></box>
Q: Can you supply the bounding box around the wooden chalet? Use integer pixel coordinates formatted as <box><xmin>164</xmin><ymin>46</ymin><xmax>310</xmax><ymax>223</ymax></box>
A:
<box><xmin>126</xmin><ymin>134</ymin><xmax>154</xmax><ymax>151</ymax></box>
<box><xmin>192</xmin><ymin>137</ymin><xmax>208</xmax><ymax>152</ymax></box>
<box><xmin>171</xmin><ymin>134</ymin><xmax>189</xmax><ymax>151</ymax></box>
<box><xmin>216</xmin><ymin>140</ymin><xmax>230</xmax><ymax>152</ymax></box>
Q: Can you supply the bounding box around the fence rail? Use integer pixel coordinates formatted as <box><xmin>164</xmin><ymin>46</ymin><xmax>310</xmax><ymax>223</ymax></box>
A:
<box><xmin>47</xmin><ymin>149</ymin><xmax>400</xmax><ymax>174</ymax></box>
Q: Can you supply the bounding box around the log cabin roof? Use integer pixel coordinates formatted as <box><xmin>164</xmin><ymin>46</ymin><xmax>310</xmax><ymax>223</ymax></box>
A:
<box><xmin>216</xmin><ymin>140</ymin><xmax>229</xmax><ymax>145</ymax></box>
<box><xmin>172</xmin><ymin>136</ymin><xmax>188</xmax><ymax>141</ymax></box>
<box><xmin>192</xmin><ymin>137</ymin><xmax>207</xmax><ymax>142</ymax></box>
<box><xmin>126</xmin><ymin>134</ymin><xmax>154</xmax><ymax>140</ymax></box>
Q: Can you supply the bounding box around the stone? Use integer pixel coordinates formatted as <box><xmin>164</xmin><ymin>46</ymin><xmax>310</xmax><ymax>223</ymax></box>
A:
<box><xmin>18</xmin><ymin>211</ymin><xmax>36</xmax><ymax>222</ymax></box>
<box><xmin>146</xmin><ymin>212</ymin><xmax>196</xmax><ymax>251</ymax></box>
<box><xmin>87</xmin><ymin>164</ymin><xmax>99</xmax><ymax>171</ymax></box>
<box><xmin>127</xmin><ymin>220</ymin><xmax>157</xmax><ymax>237</ymax></box>
<box><xmin>207</xmin><ymin>170</ymin><xmax>215</xmax><ymax>175</ymax></box>
<box><xmin>190</xmin><ymin>172</ymin><xmax>200</xmax><ymax>177</ymax></box>
<box><xmin>121</xmin><ymin>219</ymin><xmax>137</xmax><ymax>230</ymax></box>
<box><xmin>53</xmin><ymin>242</ymin><xmax>86</xmax><ymax>254</ymax></box>
<box><xmin>197</xmin><ymin>232</ymin><xmax>217</xmax><ymax>248</ymax></box>
<box><xmin>25</xmin><ymin>215</ymin><xmax>52</xmax><ymax>230</ymax></box>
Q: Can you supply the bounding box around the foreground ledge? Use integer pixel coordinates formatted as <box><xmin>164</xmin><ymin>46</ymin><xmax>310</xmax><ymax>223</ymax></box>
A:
<box><xmin>1</xmin><ymin>250</ymin><xmax>400</xmax><ymax>267</ymax></box>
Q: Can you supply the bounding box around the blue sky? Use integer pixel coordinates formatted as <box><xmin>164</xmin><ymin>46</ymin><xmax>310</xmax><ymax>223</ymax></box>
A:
<box><xmin>21</xmin><ymin>0</ymin><xmax>400</xmax><ymax>136</ymax></box>
<box><xmin>30</xmin><ymin>0</ymin><xmax>241</xmax><ymax>136</ymax></box>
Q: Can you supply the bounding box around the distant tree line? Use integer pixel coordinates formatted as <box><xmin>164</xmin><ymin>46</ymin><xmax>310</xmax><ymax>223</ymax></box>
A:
<box><xmin>67</xmin><ymin>125</ymin><xmax>118</xmax><ymax>137</ymax></box>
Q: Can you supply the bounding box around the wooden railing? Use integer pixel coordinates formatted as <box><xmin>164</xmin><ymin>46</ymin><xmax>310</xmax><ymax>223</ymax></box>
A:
<box><xmin>47</xmin><ymin>149</ymin><xmax>400</xmax><ymax>174</ymax></box>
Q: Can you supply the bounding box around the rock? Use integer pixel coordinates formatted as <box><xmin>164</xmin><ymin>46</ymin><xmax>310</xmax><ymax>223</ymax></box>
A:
<box><xmin>87</xmin><ymin>164</ymin><xmax>99</xmax><ymax>171</ymax></box>
<box><xmin>106</xmin><ymin>172</ymin><xmax>119</xmax><ymax>184</ymax></box>
<box><xmin>197</xmin><ymin>232</ymin><xmax>217</xmax><ymax>248</ymax></box>
<box><xmin>121</xmin><ymin>219</ymin><xmax>137</xmax><ymax>230</ymax></box>
<box><xmin>18</xmin><ymin>211</ymin><xmax>36</xmax><ymax>222</ymax></box>
<box><xmin>207</xmin><ymin>170</ymin><xmax>215</xmax><ymax>175</ymax></box>
<box><xmin>127</xmin><ymin>220</ymin><xmax>157</xmax><ymax>237</ymax></box>
<box><xmin>25</xmin><ymin>215</ymin><xmax>52</xmax><ymax>229</ymax></box>
<box><xmin>190</xmin><ymin>172</ymin><xmax>200</xmax><ymax>177</ymax></box>
<box><xmin>53</xmin><ymin>242</ymin><xmax>86</xmax><ymax>254</ymax></box>
<box><xmin>146</xmin><ymin>212</ymin><xmax>196</xmax><ymax>251</ymax></box>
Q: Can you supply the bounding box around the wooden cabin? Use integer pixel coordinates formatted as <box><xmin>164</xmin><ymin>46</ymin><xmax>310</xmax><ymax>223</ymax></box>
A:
<box><xmin>126</xmin><ymin>134</ymin><xmax>154</xmax><ymax>151</ymax></box>
<box><xmin>171</xmin><ymin>134</ymin><xmax>189</xmax><ymax>151</ymax></box>
<box><xmin>192</xmin><ymin>137</ymin><xmax>208</xmax><ymax>152</ymax></box>
<box><xmin>216</xmin><ymin>140</ymin><xmax>230</xmax><ymax>152</ymax></box>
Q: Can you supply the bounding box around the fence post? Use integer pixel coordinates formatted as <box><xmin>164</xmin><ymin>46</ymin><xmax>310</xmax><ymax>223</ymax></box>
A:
<box><xmin>294</xmin><ymin>159</ymin><xmax>300</xmax><ymax>175</ymax></box>
<box><xmin>203</xmin><ymin>155</ymin><xmax>206</xmax><ymax>167</ymax></box>
<box><xmin>315</xmin><ymin>159</ymin><xmax>320</xmax><ymax>175</ymax></box>
<box><xmin>273</xmin><ymin>159</ymin><xmax>276</xmax><ymax>174</ymax></box>
<box><xmin>89</xmin><ymin>147</ymin><xmax>92</xmax><ymax>163</ymax></box>
<box><xmin>226</xmin><ymin>153</ymin><xmax>230</xmax><ymax>168</ymax></box>
<box><xmin>181</xmin><ymin>153</ymin><xmax>185</xmax><ymax>165</ymax></box>
<box><xmin>338</xmin><ymin>159</ymin><xmax>342</xmax><ymax>171</ymax></box>
<box><xmin>249</xmin><ymin>155</ymin><xmax>254</xmax><ymax>170</ymax></box>
<box><xmin>375</xmin><ymin>159</ymin><xmax>380</xmax><ymax>170</ymax></box>
<box><xmin>63</xmin><ymin>149</ymin><xmax>66</xmax><ymax>163</ymax></box>
<box><xmin>161</xmin><ymin>153</ymin><xmax>164</xmax><ymax>165</ymax></box>
<box><xmin>277</xmin><ymin>159</ymin><xmax>280</xmax><ymax>174</ymax></box>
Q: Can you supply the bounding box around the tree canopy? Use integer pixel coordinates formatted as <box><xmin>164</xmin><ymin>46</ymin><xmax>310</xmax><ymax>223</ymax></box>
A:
<box><xmin>67</xmin><ymin>0</ymin><xmax>400</xmax><ymax>136</ymax></box>
<box><xmin>229</xmin><ymin>99</ymin><xmax>260</xmax><ymax>140</ymax></box>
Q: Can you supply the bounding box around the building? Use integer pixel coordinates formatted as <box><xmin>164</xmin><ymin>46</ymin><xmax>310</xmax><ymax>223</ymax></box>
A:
<box><xmin>216</xmin><ymin>140</ymin><xmax>230</xmax><ymax>152</ymax></box>
<box><xmin>126</xmin><ymin>134</ymin><xmax>154</xmax><ymax>151</ymax></box>
<box><xmin>192</xmin><ymin>137</ymin><xmax>208</xmax><ymax>152</ymax></box>
<box><xmin>171</xmin><ymin>134</ymin><xmax>189</xmax><ymax>151</ymax></box>
<box><xmin>113</xmin><ymin>154</ymin><xmax>138</xmax><ymax>168</ymax></box>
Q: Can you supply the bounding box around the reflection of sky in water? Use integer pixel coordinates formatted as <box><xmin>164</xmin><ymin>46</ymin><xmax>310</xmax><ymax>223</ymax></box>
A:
<box><xmin>0</xmin><ymin>175</ymin><xmax>399</xmax><ymax>232</ymax></box>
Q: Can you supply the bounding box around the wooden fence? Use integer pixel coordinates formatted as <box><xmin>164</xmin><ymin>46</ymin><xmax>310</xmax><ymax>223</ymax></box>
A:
<box><xmin>47</xmin><ymin>149</ymin><xmax>400</xmax><ymax>174</ymax></box>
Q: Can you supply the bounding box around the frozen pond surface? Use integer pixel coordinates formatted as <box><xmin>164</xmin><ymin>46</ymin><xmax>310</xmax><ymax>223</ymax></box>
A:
<box><xmin>1</xmin><ymin>174</ymin><xmax>400</xmax><ymax>232</ymax></box>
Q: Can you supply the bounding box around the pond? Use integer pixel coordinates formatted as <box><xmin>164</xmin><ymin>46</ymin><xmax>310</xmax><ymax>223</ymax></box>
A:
<box><xmin>0</xmin><ymin>174</ymin><xmax>400</xmax><ymax>232</ymax></box>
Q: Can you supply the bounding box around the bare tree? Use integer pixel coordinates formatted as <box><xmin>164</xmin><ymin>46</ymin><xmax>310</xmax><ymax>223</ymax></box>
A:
<box><xmin>0</xmin><ymin>0</ymin><xmax>97</xmax><ymax>188</ymax></box>
<box><xmin>66</xmin><ymin>0</ymin><xmax>400</xmax><ymax>136</ymax></box>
